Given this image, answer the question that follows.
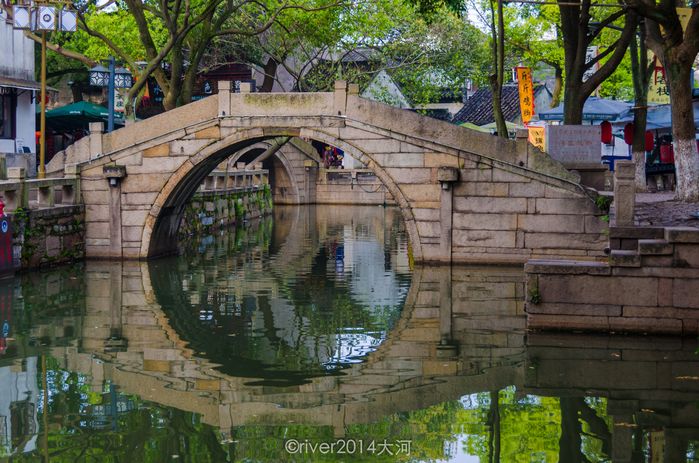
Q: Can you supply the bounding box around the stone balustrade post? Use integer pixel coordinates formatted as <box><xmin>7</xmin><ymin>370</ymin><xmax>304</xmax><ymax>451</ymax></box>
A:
<box><xmin>239</xmin><ymin>82</ymin><xmax>252</xmax><ymax>93</ymax></box>
<box><xmin>62</xmin><ymin>164</ymin><xmax>81</xmax><ymax>204</ymax></box>
<box><xmin>333</xmin><ymin>80</ymin><xmax>348</xmax><ymax>116</ymax></box>
<box><xmin>38</xmin><ymin>184</ymin><xmax>55</xmax><ymax>208</ymax></box>
<box><xmin>89</xmin><ymin>122</ymin><xmax>104</xmax><ymax>158</ymax></box>
<box><xmin>6</xmin><ymin>167</ymin><xmax>27</xmax><ymax>211</ymax></box>
<box><xmin>218</xmin><ymin>81</ymin><xmax>231</xmax><ymax>117</ymax></box>
<box><xmin>613</xmin><ymin>161</ymin><xmax>635</xmax><ymax>226</ymax></box>
<box><xmin>204</xmin><ymin>175</ymin><xmax>214</xmax><ymax>191</ymax></box>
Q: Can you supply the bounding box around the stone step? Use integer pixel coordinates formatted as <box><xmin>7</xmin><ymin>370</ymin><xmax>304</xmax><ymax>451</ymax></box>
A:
<box><xmin>609</xmin><ymin>250</ymin><xmax>641</xmax><ymax>267</ymax></box>
<box><xmin>665</xmin><ymin>227</ymin><xmax>699</xmax><ymax>244</ymax></box>
<box><xmin>638</xmin><ymin>239</ymin><xmax>673</xmax><ymax>256</ymax></box>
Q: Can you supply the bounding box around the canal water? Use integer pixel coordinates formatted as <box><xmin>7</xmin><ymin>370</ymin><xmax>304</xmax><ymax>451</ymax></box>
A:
<box><xmin>1</xmin><ymin>205</ymin><xmax>698</xmax><ymax>462</ymax></box>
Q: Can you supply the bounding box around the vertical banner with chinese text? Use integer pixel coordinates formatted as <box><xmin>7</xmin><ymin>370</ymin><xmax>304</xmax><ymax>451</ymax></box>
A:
<box><xmin>516</xmin><ymin>66</ymin><xmax>535</xmax><ymax>124</ymax></box>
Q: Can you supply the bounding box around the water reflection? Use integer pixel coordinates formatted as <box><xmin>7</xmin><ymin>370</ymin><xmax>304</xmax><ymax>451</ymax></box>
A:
<box><xmin>0</xmin><ymin>205</ymin><xmax>698</xmax><ymax>461</ymax></box>
<box><xmin>151</xmin><ymin>205</ymin><xmax>412</xmax><ymax>383</ymax></box>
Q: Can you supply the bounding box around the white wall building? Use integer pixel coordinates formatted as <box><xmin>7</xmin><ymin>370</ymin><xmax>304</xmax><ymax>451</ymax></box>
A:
<box><xmin>0</xmin><ymin>12</ymin><xmax>37</xmax><ymax>176</ymax></box>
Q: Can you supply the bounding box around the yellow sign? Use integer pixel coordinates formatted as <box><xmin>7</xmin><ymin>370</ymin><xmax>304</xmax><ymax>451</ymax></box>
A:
<box><xmin>516</xmin><ymin>66</ymin><xmax>535</xmax><ymax>124</ymax></box>
<box><xmin>648</xmin><ymin>62</ymin><xmax>670</xmax><ymax>104</ymax></box>
<box><xmin>650</xmin><ymin>7</ymin><xmax>693</xmax><ymax>104</ymax></box>
<box><xmin>528</xmin><ymin>126</ymin><xmax>545</xmax><ymax>151</ymax></box>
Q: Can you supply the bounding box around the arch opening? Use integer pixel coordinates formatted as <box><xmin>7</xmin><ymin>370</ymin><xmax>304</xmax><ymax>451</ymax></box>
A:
<box><xmin>143</xmin><ymin>130</ymin><xmax>419</xmax><ymax>261</ymax></box>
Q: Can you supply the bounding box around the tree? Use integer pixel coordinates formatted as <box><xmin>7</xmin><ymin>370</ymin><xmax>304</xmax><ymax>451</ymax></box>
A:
<box><xmin>489</xmin><ymin>0</ymin><xmax>509</xmax><ymax>139</ymax></box>
<box><xmin>557</xmin><ymin>0</ymin><xmax>638</xmax><ymax>124</ymax></box>
<box><xmin>11</xmin><ymin>0</ymin><xmax>344</xmax><ymax>118</ymax></box>
<box><xmin>629</xmin><ymin>1</ymin><xmax>699</xmax><ymax>200</ymax></box>
<box><xmin>629</xmin><ymin>21</ymin><xmax>654</xmax><ymax>191</ymax></box>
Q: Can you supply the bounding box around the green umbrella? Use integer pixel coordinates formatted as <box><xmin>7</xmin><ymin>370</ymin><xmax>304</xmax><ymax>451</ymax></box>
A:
<box><xmin>40</xmin><ymin>101</ymin><xmax>125</xmax><ymax>131</ymax></box>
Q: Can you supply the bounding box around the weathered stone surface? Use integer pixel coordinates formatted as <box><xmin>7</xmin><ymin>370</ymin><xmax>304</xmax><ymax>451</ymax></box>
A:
<box><xmin>453</xmin><ymin>213</ymin><xmax>517</xmax><ymax>231</ymax></box>
<box><xmin>674</xmin><ymin>243</ymin><xmax>699</xmax><ymax>268</ymax></box>
<box><xmin>527</xmin><ymin>302</ymin><xmax>622</xmax><ymax>317</ymax></box>
<box><xmin>194</xmin><ymin>126</ymin><xmax>220</xmax><ymax>139</ymax></box>
<box><xmin>638</xmin><ymin>239</ymin><xmax>673</xmax><ymax>255</ymax></box>
<box><xmin>609</xmin><ymin>317</ymin><xmax>682</xmax><ymax>334</ymax></box>
<box><xmin>453</xmin><ymin>182</ymin><xmax>509</xmax><ymax>197</ymax></box>
<box><xmin>537</xmin><ymin>274</ymin><xmax>657</xmax><ymax>306</ymax></box>
<box><xmin>518</xmin><ymin>215</ymin><xmax>585</xmax><ymax>234</ymax></box>
<box><xmin>524</xmin><ymin>232</ymin><xmax>606</xmax><ymax>251</ymax></box>
<box><xmin>673</xmin><ymin>278</ymin><xmax>699</xmax><ymax>308</ymax></box>
<box><xmin>665</xmin><ymin>227</ymin><xmax>699</xmax><ymax>243</ymax></box>
<box><xmin>143</xmin><ymin>143</ymin><xmax>170</xmax><ymax>158</ymax></box>
<box><xmin>535</xmin><ymin>198</ymin><xmax>597</xmax><ymax>215</ymax></box>
<box><xmin>609</xmin><ymin>250</ymin><xmax>641</xmax><ymax>267</ymax></box>
<box><xmin>527</xmin><ymin>313</ymin><xmax>610</xmax><ymax>331</ymax></box>
<box><xmin>508</xmin><ymin>182</ymin><xmax>544</xmax><ymax>198</ymax></box>
<box><xmin>453</xmin><ymin>230</ymin><xmax>516</xmax><ymax>248</ymax></box>
<box><xmin>454</xmin><ymin>197</ymin><xmax>527</xmax><ymax>214</ymax></box>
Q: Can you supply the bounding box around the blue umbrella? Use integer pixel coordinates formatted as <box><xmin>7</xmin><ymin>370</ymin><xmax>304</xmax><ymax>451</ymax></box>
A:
<box><xmin>612</xmin><ymin>102</ymin><xmax>699</xmax><ymax>131</ymax></box>
<box><xmin>538</xmin><ymin>97</ymin><xmax>632</xmax><ymax>122</ymax></box>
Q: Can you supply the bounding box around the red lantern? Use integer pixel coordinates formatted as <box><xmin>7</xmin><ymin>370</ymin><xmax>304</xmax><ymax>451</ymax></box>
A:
<box><xmin>623</xmin><ymin>123</ymin><xmax>634</xmax><ymax>145</ymax></box>
<box><xmin>600</xmin><ymin>121</ymin><xmax>612</xmax><ymax>144</ymax></box>
<box><xmin>645</xmin><ymin>130</ymin><xmax>654</xmax><ymax>152</ymax></box>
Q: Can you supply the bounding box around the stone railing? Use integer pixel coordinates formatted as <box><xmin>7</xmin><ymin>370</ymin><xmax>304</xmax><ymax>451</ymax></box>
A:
<box><xmin>0</xmin><ymin>166</ymin><xmax>81</xmax><ymax>212</ymax></box>
<box><xmin>200</xmin><ymin>166</ymin><xmax>268</xmax><ymax>193</ymax></box>
<box><xmin>318</xmin><ymin>168</ymin><xmax>378</xmax><ymax>185</ymax></box>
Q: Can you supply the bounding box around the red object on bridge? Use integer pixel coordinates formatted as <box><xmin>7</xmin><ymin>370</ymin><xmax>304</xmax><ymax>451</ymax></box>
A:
<box><xmin>0</xmin><ymin>199</ymin><xmax>5</xmax><ymax>217</ymax></box>
<box><xmin>600</xmin><ymin>121</ymin><xmax>613</xmax><ymax>144</ymax></box>
<box><xmin>645</xmin><ymin>131</ymin><xmax>654</xmax><ymax>152</ymax></box>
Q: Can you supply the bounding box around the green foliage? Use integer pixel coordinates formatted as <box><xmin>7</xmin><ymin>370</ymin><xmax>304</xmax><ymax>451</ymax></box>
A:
<box><xmin>594</xmin><ymin>195</ymin><xmax>613</xmax><ymax>213</ymax></box>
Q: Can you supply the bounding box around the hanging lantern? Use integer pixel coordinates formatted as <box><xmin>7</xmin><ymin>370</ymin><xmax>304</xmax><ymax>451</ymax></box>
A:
<box><xmin>12</xmin><ymin>5</ymin><xmax>31</xmax><ymax>29</ymax></box>
<box><xmin>59</xmin><ymin>9</ymin><xmax>77</xmax><ymax>32</ymax></box>
<box><xmin>623</xmin><ymin>123</ymin><xmax>635</xmax><ymax>145</ymax></box>
<box><xmin>600</xmin><ymin>121</ymin><xmax>613</xmax><ymax>144</ymax></box>
<box><xmin>645</xmin><ymin>130</ymin><xmax>654</xmax><ymax>152</ymax></box>
<box><xmin>33</xmin><ymin>5</ymin><xmax>57</xmax><ymax>31</ymax></box>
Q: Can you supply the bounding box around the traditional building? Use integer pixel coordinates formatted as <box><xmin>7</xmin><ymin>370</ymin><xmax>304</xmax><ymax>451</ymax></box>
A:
<box><xmin>0</xmin><ymin>12</ymin><xmax>37</xmax><ymax>176</ymax></box>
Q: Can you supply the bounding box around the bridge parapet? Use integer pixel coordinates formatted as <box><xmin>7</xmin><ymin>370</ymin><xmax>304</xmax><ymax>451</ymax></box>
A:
<box><xmin>0</xmin><ymin>166</ymin><xmax>80</xmax><ymax>211</ymax></box>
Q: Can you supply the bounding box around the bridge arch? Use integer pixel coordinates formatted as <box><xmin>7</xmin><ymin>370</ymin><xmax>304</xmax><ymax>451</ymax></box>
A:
<box><xmin>142</xmin><ymin>127</ymin><xmax>420</xmax><ymax>259</ymax></box>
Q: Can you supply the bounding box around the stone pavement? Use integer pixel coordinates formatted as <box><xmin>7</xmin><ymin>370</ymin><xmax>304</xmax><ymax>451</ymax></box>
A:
<box><xmin>635</xmin><ymin>192</ymin><xmax>699</xmax><ymax>227</ymax></box>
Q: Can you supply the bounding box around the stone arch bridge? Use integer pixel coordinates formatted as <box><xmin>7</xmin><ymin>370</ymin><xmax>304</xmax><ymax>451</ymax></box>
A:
<box><xmin>49</xmin><ymin>81</ymin><xmax>607</xmax><ymax>263</ymax></box>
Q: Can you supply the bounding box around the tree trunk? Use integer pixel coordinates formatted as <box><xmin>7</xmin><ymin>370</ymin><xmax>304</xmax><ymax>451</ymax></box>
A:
<box><xmin>259</xmin><ymin>57</ymin><xmax>279</xmax><ymax>93</ymax></box>
<box><xmin>559</xmin><ymin>398</ymin><xmax>583</xmax><ymax>463</ymax></box>
<box><xmin>666</xmin><ymin>60</ymin><xmax>699</xmax><ymax>200</ymax></box>
<box><xmin>563</xmin><ymin>82</ymin><xmax>584</xmax><ymax>125</ymax></box>
<box><xmin>490</xmin><ymin>0</ymin><xmax>508</xmax><ymax>139</ymax></box>
<box><xmin>487</xmin><ymin>391</ymin><xmax>501</xmax><ymax>463</ymax></box>
<box><xmin>550</xmin><ymin>66</ymin><xmax>563</xmax><ymax>108</ymax></box>
<box><xmin>629</xmin><ymin>27</ymin><xmax>651</xmax><ymax>192</ymax></box>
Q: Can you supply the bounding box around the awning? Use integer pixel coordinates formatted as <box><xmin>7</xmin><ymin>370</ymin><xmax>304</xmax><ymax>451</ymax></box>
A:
<box><xmin>0</xmin><ymin>76</ymin><xmax>42</xmax><ymax>91</ymax></box>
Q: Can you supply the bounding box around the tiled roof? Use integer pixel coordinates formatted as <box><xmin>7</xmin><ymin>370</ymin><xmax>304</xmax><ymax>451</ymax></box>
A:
<box><xmin>452</xmin><ymin>85</ymin><xmax>522</xmax><ymax>125</ymax></box>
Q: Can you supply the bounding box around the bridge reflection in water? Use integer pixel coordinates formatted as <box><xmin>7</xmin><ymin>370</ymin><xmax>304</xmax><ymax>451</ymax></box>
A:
<box><xmin>2</xmin><ymin>205</ymin><xmax>699</xmax><ymax>461</ymax></box>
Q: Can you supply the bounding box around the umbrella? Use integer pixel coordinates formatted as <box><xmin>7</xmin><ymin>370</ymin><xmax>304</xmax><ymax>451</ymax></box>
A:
<box><xmin>611</xmin><ymin>102</ymin><xmax>699</xmax><ymax>131</ymax></box>
<box><xmin>538</xmin><ymin>97</ymin><xmax>632</xmax><ymax>122</ymax></box>
<box><xmin>41</xmin><ymin>101</ymin><xmax>125</xmax><ymax>131</ymax></box>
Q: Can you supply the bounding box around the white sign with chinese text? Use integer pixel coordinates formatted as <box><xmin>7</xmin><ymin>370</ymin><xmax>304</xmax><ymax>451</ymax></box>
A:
<box><xmin>547</xmin><ymin>125</ymin><xmax>602</xmax><ymax>164</ymax></box>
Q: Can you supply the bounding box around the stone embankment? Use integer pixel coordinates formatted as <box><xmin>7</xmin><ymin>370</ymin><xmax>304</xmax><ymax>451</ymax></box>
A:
<box><xmin>177</xmin><ymin>169</ymin><xmax>272</xmax><ymax>238</ymax></box>
<box><xmin>0</xmin><ymin>167</ymin><xmax>84</xmax><ymax>271</ymax></box>
<box><xmin>524</xmin><ymin>161</ymin><xmax>699</xmax><ymax>336</ymax></box>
